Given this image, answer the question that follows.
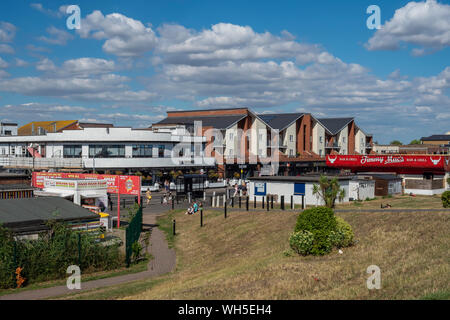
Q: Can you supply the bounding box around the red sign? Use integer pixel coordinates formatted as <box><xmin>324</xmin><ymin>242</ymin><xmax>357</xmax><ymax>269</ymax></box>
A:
<box><xmin>326</xmin><ymin>155</ymin><xmax>450</xmax><ymax>174</ymax></box>
<box><xmin>32</xmin><ymin>172</ymin><xmax>141</xmax><ymax>195</ymax></box>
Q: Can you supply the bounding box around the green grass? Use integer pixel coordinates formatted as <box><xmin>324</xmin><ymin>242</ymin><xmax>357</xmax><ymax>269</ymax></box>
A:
<box><xmin>67</xmin><ymin>207</ymin><xmax>449</xmax><ymax>300</ymax></box>
<box><xmin>421</xmin><ymin>290</ymin><xmax>450</xmax><ymax>300</ymax></box>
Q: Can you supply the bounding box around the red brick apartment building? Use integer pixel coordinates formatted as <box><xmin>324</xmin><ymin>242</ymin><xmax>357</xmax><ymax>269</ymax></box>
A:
<box><xmin>153</xmin><ymin>108</ymin><xmax>372</xmax><ymax>178</ymax></box>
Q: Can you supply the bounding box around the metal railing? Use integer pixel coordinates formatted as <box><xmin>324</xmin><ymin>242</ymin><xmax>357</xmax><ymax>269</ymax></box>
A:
<box><xmin>0</xmin><ymin>156</ymin><xmax>83</xmax><ymax>169</ymax></box>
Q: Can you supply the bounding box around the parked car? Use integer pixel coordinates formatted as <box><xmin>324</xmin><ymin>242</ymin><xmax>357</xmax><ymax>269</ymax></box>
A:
<box><xmin>141</xmin><ymin>182</ymin><xmax>159</xmax><ymax>192</ymax></box>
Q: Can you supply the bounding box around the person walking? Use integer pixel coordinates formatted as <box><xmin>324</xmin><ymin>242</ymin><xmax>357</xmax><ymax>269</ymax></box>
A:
<box><xmin>145</xmin><ymin>188</ymin><xmax>152</xmax><ymax>205</ymax></box>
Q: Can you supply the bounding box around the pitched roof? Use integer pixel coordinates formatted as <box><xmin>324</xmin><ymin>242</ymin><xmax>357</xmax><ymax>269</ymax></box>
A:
<box><xmin>258</xmin><ymin>113</ymin><xmax>304</xmax><ymax>131</ymax></box>
<box><xmin>0</xmin><ymin>197</ymin><xmax>98</xmax><ymax>226</ymax></box>
<box><xmin>18</xmin><ymin>120</ymin><xmax>78</xmax><ymax>135</ymax></box>
<box><xmin>317</xmin><ymin>117</ymin><xmax>354</xmax><ymax>135</ymax></box>
<box><xmin>154</xmin><ymin>114</ymin><xmax>247</xmax><ymax>129</ymax></box>
<box><xmin>421</xmin><ymin>134</ymin><xmax>450</xmax><ymax>141</ymax></box>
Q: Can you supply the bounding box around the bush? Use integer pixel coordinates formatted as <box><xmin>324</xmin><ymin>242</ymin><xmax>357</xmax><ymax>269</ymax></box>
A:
<box><xmin>442</xmin><ymin>191</ymin><xmax>450</xmax><ymax>208</ymax></box>
<box><xmin>0</xmin><ymin>222</ymin><xmax>122</xmax><ymax>289</ymax></box>
<box><xmin>289</xmin><ymin>230</ymin><xmax>314</xmax><ymax>256</ymax></box>
<box><xmin>295</xmin><ymin>207</ymin><xmax>336</xmax><ymax>255</ymax></box>
<box><xmin>329</xmin><ymin>217</ymin><xmax>354</xmax><ymax>248</ymax></box>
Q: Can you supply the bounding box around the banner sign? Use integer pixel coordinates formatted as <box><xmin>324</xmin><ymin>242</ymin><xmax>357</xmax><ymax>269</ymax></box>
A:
<box><xmin>326</xmin><ymin>155</ymin><xmax>450</xmax><ymax>173</ymax></box>
<box><xmin>32</xmin><ymin>172</ymin><xmax>141</xmax><ymax>195</ymax></box>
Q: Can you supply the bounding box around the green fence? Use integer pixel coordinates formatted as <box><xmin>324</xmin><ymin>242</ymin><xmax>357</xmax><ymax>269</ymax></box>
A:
<box><xmin>125</xmin><ymin>205</ymin><xmax>143</xmax><ymax>267</ymax></box>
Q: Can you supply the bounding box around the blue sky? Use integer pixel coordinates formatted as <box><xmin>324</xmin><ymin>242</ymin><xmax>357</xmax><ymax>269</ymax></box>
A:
<box><xmin>0</xmin><ymin>0</ymin><xmax>449</xmax><ymax>144</ymax></box>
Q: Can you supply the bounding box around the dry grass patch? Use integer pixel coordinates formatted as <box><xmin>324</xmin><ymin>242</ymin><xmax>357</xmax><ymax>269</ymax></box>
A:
<box><xmin>336</xmin><ymin>194</ymin><xmax>445</xmax><ymax>210</ymax></box>
<box><xmin>121</xmin><ymin>208</ymin><xmax>449</xmax><ymax>300</ymax></box>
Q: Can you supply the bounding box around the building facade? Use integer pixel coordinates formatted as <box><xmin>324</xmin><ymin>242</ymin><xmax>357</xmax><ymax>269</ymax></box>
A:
<box><xmin>0</xmin><ymin>126</ymin><xmax>215</xmax><ymax>173</ymax></box>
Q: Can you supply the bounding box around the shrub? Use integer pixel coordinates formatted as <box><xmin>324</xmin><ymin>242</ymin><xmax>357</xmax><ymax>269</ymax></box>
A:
<box><xmin>329</xmin><ymin>217</ymin><xmax>354</xmax><ymax>248</ymax></box>
<box><xmin>295</xmin><ymin>207</ymin><xmax>337</xmax><ymax>255</ymax></box>
<box><xmin>442</xmin><ymin>191</ymin><xmax>450</xmax><ymax>208</ymax></box>
<box><xmin>0</xmin><ymin>222</ymin><xmax>122</xmax><ymax>289</ymax></box>
<box><xmin>289</xmin><ymin>230</ymin><xmax>314</xmax><ymax>256</ymax></box>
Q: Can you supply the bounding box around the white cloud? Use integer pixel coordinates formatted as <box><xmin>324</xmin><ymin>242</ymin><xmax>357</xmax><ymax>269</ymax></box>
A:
<box><xmin>78</xmin><ymin>11</ymin><xmax>158</xmax><ymax>57</ymax></box>
<box><xmin>0</xmin><ymin>44</ymin><xmax>14</xmax><ymax>54</ymax></box>
<box><xmin>0</xmin><ymin>22</ymin><xmax>16</xmax><ymax>42</ymax></box>
<box><xmin>30</xmin><ymin>3</ymin><xmax>67</xmax><ymax>18</ymax></box>
<box><xmin>366</xmin><ymin>0</ymin><xmax>450</xmax><ymax>54</ymax></box>
<box><xmin>15</xmin><ymin>58</ymin><xmax>29</xmax><ymax>67</ymax></box>
<box><xmin>0</xmin><ymin>57</ymin><xmax>8</xmax><ymax>68</ymax></box>
<box><xmin>38</xmin><ymin>26</ymin><xmax>73</xmax><ymax>45</ymax></box>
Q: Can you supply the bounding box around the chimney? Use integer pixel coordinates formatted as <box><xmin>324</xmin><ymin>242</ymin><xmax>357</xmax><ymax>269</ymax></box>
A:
<box><xmin>31</xmin><ymin>123</ymin><xmax>35</xmax><ymax>135</ymax></box>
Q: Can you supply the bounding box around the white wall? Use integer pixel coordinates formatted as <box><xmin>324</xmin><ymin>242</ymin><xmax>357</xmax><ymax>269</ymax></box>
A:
<box><xmin>355</xmin><ymin>129</ymin><xmax>366</xmax><ymax>155</ymax></box>
<box><xmin>248</xmin><ymin>180</ymin><xmax>350</xmax><ymax>206</ymax></box>
<box><xmin>337</xmin><ymin>125</ymin><xmax>348</xmax><ymax>154</ymax></box>
<box><xmin>312</xmin><ymin>121</ymin><xmax>325</xmax><ymax>157</ymax></box>
<box><xmin>349</xmin><ymin>180</ymin><xmax>375</xmax><ymax>200</ymax></box>
<box><xmin>283</xmin><ymin>123</ymin><xmax>297</xmax><ymax>157</ymax></box>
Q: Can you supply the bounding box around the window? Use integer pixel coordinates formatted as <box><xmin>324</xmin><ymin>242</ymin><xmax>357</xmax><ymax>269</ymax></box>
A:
<box><xmin>132</xmin><ymin>145</ymin><xmax>153</xmax><ymax>158</ymax></box>
<box><xmin>319</xmin><ymin>136</ymin><xmax>323</xmax><ymax>143</ymax></box>
<box><xmin>10</xmin><ymin>147</ymin><xmax>15</xmax><ymax>155</ymax></box>
<box><xmin>289</xmin><ymin>135</ymin><xmax>293</xmax><ymax>142</ymax></box>
<box><xmin>158</xmin><ymin>145</ymin><xmax>165</xmax><ymax>158</ymax></box>
<box><xmin>319</xmin><ymin>149</ymin><xmax>323</xmax><ymax>157</ymax></box>
<box><xmin>229</xmin><ymin>132</ymin><xmax>234</xmax><ymax>140</ymax></box>
<box><xmin>343</xmin><ymin>137</ymin><xmax>346</xmax><ymax>143</ymax></box>
<box><xmin>63</xmin><ymin>145</ymin><xmax>82</xmax><ymax>158</ymax></box>
<box><xmin>89</xmin><ymin>145</ymin><xmax>125</xmax><ymax>158</ymax></box>
<box><xmin>4</xmin><ymin>130</ymin><xmax>11</xmax><ymax>136</ymax></box>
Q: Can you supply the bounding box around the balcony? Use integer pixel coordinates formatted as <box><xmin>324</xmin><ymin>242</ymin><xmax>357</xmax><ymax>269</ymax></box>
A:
<box><xmin>325</xmin><ymin>142</ymin><xmax>341</xmax><ymax>149</ymax></box>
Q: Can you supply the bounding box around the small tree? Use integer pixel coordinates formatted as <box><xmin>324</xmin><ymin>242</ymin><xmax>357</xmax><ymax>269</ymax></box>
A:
<box><xmin>312</xmin><ymin>175</ymin><xmax>346</xmax><ymax>208</ymax></box>
<box><xmin>409</xmin><ymin>139</ymin><xmax>421</xmax><ymax>145</ymax></box>
<box><xmin>390</xmin><ymin>140</ymin><xmax>403</xmax><ymax>146</ymax></box>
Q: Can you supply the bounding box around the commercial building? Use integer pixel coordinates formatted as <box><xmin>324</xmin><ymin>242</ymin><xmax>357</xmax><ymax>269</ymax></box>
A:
<box><xmin>0</xmin><ymin>122</ymin><xmax>18</xmax><ymax>136</ymax></box>
<box><xmin>420</xmin><ymin>134</ymin><xmax>450</xmax><ymax>146</ymax></box>
<box><xmin>326</xmin><ymin>154</ymin><xmax>450</xmax><ymax>195</ymax></box>
<box><xmin>0</xmin><ymin>125</ymin><xmax>214</xmax><ymax>173</ymax></box>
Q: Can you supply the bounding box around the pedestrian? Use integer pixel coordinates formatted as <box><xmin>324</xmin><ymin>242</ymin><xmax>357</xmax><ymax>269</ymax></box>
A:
<box><xmin>163</xmin><ymin>193</ymin><xmax>168</xmax><ymax>205</ymax></box>
<box><xmin>146</xmin><ymin>188</ymin><xmax>152</xmax><ymax>205</ymax></box>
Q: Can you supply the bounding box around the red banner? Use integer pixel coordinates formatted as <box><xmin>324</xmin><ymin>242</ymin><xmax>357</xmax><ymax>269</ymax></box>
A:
<box><xmin>326</xmin><ymin>155</ymin><xmax>450</xmax><ymax>174</ymax></box>
<box><xmin>32</xmin><ymin>172</ymin><xmax>141</xmax><ymax>195</ymax></box>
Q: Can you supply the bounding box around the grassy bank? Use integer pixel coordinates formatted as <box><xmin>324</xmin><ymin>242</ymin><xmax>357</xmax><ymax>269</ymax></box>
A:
<box><xmin>61</xmin><ymin>207</ymin><xmax>449</xmax><ymax>300</ymax></box>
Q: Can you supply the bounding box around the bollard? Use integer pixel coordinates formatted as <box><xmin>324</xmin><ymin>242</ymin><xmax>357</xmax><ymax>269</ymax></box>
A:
<box><xmin>231</xmin><ymin>196</ymin><xmax>234</xmax><ymax>208</ymax></box>
<box><xmin>281</xmin><ymin>195</ymin><xmax>285</xmax><ymax>210</ymax></box>
<box><xmin>302</xmin><ymin>195</ymin><xmax>306</xmax><ymax>210</ymax></box>
<box><xmin>246</xmin><ymin>196</ymin><xmax>249</xmax><ymax>211</ymax></box>
<box><xmin>239</xmin><ymin>196</ymin><xmax>241</xmax><ymax>208</ymax></box>
<box><xmin>172</xmin><ymin>219</ymin><xmax>176</xmax><ymax>236</ymax></box>
<box><xmin>262</xmin><ymin>196</ymin><xmax>265</xmax><ymax>209</ymax></box>
<box><xmin>254</xmin><ymin>196</ymin><xmax>256</xmax><ymax>208</ymax></box>
<box><xmin>210</xmin><ymin>195</ymin><xmax>213</xmax><ymax>207</ymax></box>
<box><xmin>200</xmin><ymin>209</ymin><xmax>203</xmax><ymax>227</ymax></box>
<box><xmin>203</xmin><ymin>191</ymin><xmax>206</xmax><ymax>201</ymax></box>
<box><xmin>291</xmin><ymin>195</ymin><xmax>294</xmax><ymax>210</ymax></box>
<box><xmin>266</xmin><ymin>196</ymin><xmax>269</xmax><ymax>211</ymax></box>
<box><xmin>223</xmin><ymin>194</ymin><xmax>226</xmax><ymax>208</ymax></box>
<box><xmin>271</xmin><ymin>195</ymin><xmax>274</xmax><ymax>209</ymax></box>
<box><xmin>224</xmin><ymin>201</ymin><xmax>227</xmax><ymax>219</ymax></box>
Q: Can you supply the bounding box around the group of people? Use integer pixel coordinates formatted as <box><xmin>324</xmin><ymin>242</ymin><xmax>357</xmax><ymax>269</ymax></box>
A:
<box><xmin>185</xmin><ymin>200</ymin><xmax>202</xmax><ymax>215</ymax></box>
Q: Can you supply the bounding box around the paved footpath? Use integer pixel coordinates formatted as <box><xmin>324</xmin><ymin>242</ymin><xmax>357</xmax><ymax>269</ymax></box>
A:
<box><xmin>0</xmin><ymin>206</ymin><xmax>176</xmax><ymax>300</ymax></box>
